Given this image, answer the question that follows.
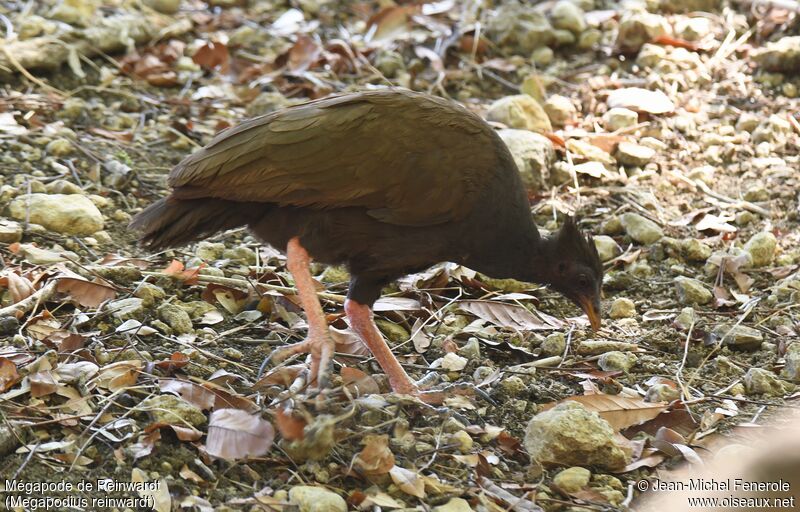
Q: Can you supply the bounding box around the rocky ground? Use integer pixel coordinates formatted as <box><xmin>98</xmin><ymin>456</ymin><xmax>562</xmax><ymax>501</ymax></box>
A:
<box><xmin>0</xmin><ymin>0</ymin><xmax>799</xmax><ymax>511</ymax></box>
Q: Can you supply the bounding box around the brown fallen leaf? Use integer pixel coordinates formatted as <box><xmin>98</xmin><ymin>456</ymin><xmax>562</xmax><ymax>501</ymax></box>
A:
<box><xmin>389</xmin><ymin>465</ymin><xmax>425</xmax><ymax>499</ymax></box>
<box><xmin>159</xmin><ymin>379</ymin><xmax>216</xmax><ymax>411</ymax></box>
<box><xmin>94</xmin><ymin>360</ymin><xmax>144</xmax><ymax>391</ymax></box>
<box><xmin>192</xmin><ymin>40</ymin><xmax>230</xmax><ymax>73</ymax></box>
<box><xmin>459</xmin><ymin>300</ymin><xmax>564</xmax><ymax>331</ymax></box>
<box><xmin>341</xmin><ymin>366</ymin><xmax>380</xmax><ymax>395</ymax></box>
<box><xmin>365</xmin><ymin>5</ymin><xmax>421</xmax><ymax>43</ymax></box>
<box><xmin>162</xmin><ymin>260</ymin><xmax>205</xmax><ymax>285</ymax></box>
<box><xmin>355</xmin><ymin>434</ymin><xmax>395</xmax><ymax>476</ymax></box>
<box><xmin>206</xmin><ymin>409</ymin><xmax>274</xmax><ymax>460</ymax></box>
<box><xmin>1</xmin><ymin>272</ymin><xmax>35</xmax><ymax>303</ymax></box>
<box><xmin>275</xmin><ymin>408</ymin><xmax>306</xmax><ymax>442</ymax></box>
<box><xmin>0</xmin><ymin>357</ymin><xmax>20</xmax><ymax>392</ymax></box>
<box><xmin>55</xmin><ymin>276</ymin><xmax>116</xmax><ymax>308</ymax></box>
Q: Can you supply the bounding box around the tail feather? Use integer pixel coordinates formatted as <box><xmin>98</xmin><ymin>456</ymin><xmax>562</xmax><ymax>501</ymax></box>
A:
<box><xmin>129</xmin><ymin>197</ymin><xmax>257</xmax><ymax>250</ymax></box>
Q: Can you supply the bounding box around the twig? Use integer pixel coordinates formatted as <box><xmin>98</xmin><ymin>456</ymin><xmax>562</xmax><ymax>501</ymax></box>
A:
<box><xmin>668</xmin><ymin>171</ymin><xmax>771</xmax><ymax>217</ymax></box>
<box><xmin>0</xmin><ymin>281</ymin><xmax>58</xmax><ymax>319</ymax></box>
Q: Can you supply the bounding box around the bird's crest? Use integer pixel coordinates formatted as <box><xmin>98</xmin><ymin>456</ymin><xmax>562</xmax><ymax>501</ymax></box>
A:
<box><xmin>555</xmin><ymin>217</ymin><xmax>603</xmax><ymax>276</ymax></box>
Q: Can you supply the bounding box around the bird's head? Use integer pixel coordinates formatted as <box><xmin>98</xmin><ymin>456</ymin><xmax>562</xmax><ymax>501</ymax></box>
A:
<box><xmin>543</xmin><ymin>217</ymin><xmax>604</xmax><ymax>330</ymax></box>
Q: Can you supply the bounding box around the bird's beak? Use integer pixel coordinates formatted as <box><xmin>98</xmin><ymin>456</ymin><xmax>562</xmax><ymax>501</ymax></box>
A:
<box><xmin>577</xmin><ymin>295</ymin><xmax>602</xmax><ymax>331</ymax></box>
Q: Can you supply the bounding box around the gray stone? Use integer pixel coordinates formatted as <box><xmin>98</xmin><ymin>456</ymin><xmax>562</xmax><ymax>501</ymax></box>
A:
<box><xmin>157</xmin><ymin>304</ymin><xmax>194</xmax><ymax>335</ymax></box>
<box><xmin>645</xmin><ymin>383</ymin><xmax>680</xmax><ymax>402</ymax></box>
<box><xmin>681</xmin><ymin>239</ymin><xmax>712</xmax><ymax>262</ymax></box>
<box><xmin>541</xmin><ymin>332</ymin><xmax>566</xmax><ymax>357</ymax></box>
<box><xmin>553</xmin><ymin>466</ymin><xmax>591</xmax><ymax>493</ymax></box>
<box><xmin>598</xmin><ymin>351</ymin><xmax>637</xmax><ymax>372</ymax></box>
<box><xmin>497</xmin><ymin>129</ymin><xmax>555</xmax><ymax>189</ymax></box>
<box><xmin>674</xmin><ymin>17</ymin><xmax>712</xmax><ymax>41</ymax></box>
<box><xmin>487</xmin><ymin>95</ymin><xmax>552</xmax><ymax>133</ymax></box>
<box><xmin>487</xmin><ymin>5</ymin><xmax>554</xmax><ymax>54</ymax></box>
<box><xmin>133</xmin><ymin>283</ymin><xmax>166</xmax><ymax>307</ymax></box>
<box><xmin>551</xmin><ymin>1</ymin><xmax>586</xmax><ymax>34</ymax></box>
<box><xmin>8</xmin><ymin>194</ymin><xmax>103</xmax><ymax>235</ymax></box>
<box><xmin>782</xmin><ymin>343</ymin><xmax>800</xmax><ymax>381</ymax></box>
<box><xmin>222</xmin><ymin>246</ymin><xmax>257</xmax><ymax>265</ymax></box>
<box><xmin>460</xmin><ymin>337</ymin><xmax>481</xmax><ymax>360</ymax></box>
<box><xmin>140</xmin><ymin>395</ymin><xmax>206</xmax><ymax>426</ymax></box>
<box><xmin>44</xmin><ymin>179</ymin><xmax>82</xmax><ymax>195</ymax></box>
<box><xmin>615</xmin><ymin>141</ymin><xmax>656</xmax><ymax>167</ymax></box>
<box><xmin>616</xmin><ymin>12</ymin><xmax>670</xmax><ymax>53</ymax></box>
<box><xmin>45</xmin><ymin>138</ymin><xmax>74</xmax><ymax>156</ymax></box>
<box><xmin>744</xmin><ymin>232</ymin><xmax>777</xmax><ymax>267</ymax></box>
<box><xmin>195</xmin><ymin>241</ymin><xmax>225</xmax><ymax>261</ymax></box>
<box><xmin>675</xmin><ymin>277</ymin><xmax>712</xmax><ymax>305</ymax></box>
<box><xmin>288</xmin><ymin>486</ymin><xmax>347</xmax><ymax>512</ymax></box>
<box><xmin>604</xmin><ymin>107</ymin><xmax>638</xmax><ymax>131</ymax></box>
<box><xmin>531</xmin><ymin>46</ymin><xmax>554</xmax><ymax>66</ymax></box>
<box><xmin>609</xmin><ymin>298</ymin><xmax>636</xmax><ymax>319</ymax></box>
<box><xmin>107</xmin><ymin>298</ymin><xmax>145</xmax><ymax>321</ymax></box>
<box><xmin>636</xmin><ymin>43</ymin><xmax>667</xmax><ymax>68</ymax></box>
<box><xmin>593</xmin><ymin>235</ymin><xmax>621</xmax><ymax>262</ymax></box>
<box><xmin>499</xmin><ymin>376</ymin><xmax>528</xmax><ymax>398</ymax></box>
<box><xmin>543</xmin><ymin>95</ymin><xmax>576</xmax><ymax>126</ymax></box>
<box><xmin>0</xmin><ymin>219</ymin><xmax>22</xmax><ymax>243</ymax></box>
<box><xmin>752</xmin><ymin>115</ymin><xmax>793</xmax><ymax>148</ymax></box>
<box><xmin>524</xmin><ymin>401</ymin><xmax>631</xmax><ymax>469</ymax></box>
<box><xmin>753</xmin><ymin>36</ymin><xmax>800</xmax><ymax>73</ymax></box>
<box><xmin>744</xmin><ymin>368</ymin><xmax>786</xmax><ymax>397</ymax></box>
<box><xmin>712</xmin><ymin>324</ymin><xmax>763</xmax><ymax>351</ymax></box>
<box><xmin>673</xmin><ymin>307</ymin><xmax>697</xmax><ymax>331</ymax></box>
<box><xmin>619</xmin><ymin>213</ymin><xmax>663</xmax><ymax>244</ymax></box>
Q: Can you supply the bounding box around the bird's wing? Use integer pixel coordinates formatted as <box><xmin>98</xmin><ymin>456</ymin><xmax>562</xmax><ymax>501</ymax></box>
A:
<box><xmin>168</xmin><ymin>89</ymin><xmax>501</xmax><ymax>226</ymax></box>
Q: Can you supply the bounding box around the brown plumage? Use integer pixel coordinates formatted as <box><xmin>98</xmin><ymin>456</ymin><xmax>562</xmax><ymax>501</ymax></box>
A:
<box><xmin>131</xmin><ymin>88</ymin><xmax>603</xmax><ymax>400</ymax></box>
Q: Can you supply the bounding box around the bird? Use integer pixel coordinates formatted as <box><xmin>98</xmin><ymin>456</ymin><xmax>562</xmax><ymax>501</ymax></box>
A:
<box><xmin>130</xmin><ymin>88</ymin><xmax>603</xmax><ymax>402</ymax></box>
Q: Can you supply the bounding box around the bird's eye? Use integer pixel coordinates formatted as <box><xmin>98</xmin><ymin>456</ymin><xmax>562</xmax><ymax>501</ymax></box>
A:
<box><xmin>577</xmin><ymin>274</ymin><xmax>589</xmax><ymax>287</ymax></box>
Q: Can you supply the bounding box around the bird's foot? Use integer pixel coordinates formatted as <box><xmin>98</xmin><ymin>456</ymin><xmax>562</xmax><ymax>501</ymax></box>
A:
<box><xmin>257</xmin><ymin>332</ymin><xmax>335</xmax><ymax>390</ymax></box>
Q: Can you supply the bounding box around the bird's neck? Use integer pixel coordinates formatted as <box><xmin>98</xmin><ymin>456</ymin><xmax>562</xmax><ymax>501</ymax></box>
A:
<box><xmin>464</xmin><ymin>223</ymin><xmax>555</xmax><ymax>285</ymax></box>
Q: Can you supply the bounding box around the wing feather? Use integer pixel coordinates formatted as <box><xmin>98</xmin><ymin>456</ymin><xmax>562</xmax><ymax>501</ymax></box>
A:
<box><xmin>168</xmin><ymin>89</ymin><xmax>500</xmax><ymax>226</ymax></box>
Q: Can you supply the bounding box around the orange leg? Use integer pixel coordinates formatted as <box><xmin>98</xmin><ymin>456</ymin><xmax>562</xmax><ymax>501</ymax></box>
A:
<box><xmin>345</xmin><ymin>299</ymin><xmax>419</xmax><ymax>395</ymax></box>
<box><xmin>346</xmin><ymin>299</ymin><xmax>493</xmax><ymax>405</ymax></box>
<box><xmin>269</xmin><ymin>237</ymin><xmax>335</xmax><ymax>389</ymax></box>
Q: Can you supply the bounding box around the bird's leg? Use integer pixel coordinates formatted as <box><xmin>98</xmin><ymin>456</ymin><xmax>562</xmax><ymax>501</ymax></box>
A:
<box><xmin>266</xmin><ymin>237</ymin><xmax>335</xmax><ymax>389</ymax></box>
<box><xmin>344</xmin><ymin>299</ymin><xmax>419</xmax><ymax>395</ymax></box>
<box><xmin>345</xmin><ymin>299</ymin><xmax>496</xmax><ymax>405</ymax></box>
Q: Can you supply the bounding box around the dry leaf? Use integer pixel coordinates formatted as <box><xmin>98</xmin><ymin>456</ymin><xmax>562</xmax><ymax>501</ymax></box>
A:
<box><xmin>275</xmin><ymin>408</ymin><xmax>306</xmax><ymax>441</ymax></box>
<box><xmin>341</xmin><ymin>366</ymin><xmax>380</xmax><ymax>395</ymax></box>
<box><xmin>459</xmin><ymin>300</ymin><xmax>563</xmax><ymax>331</ymax></box>
<box><xmin>389</xmin><ymin>465</ymin><xmax>425</xmax><ymax>498</ymax></box>
<box><xmin>56</xmin><ymin>276</ymin><xmax>116</xmax><ymax>308</ymax></box>
<box><xmin>206</xmin><ymin>409</ymin><xmax>274</xmax><ymax>460</ymax></box>
<box><xmin>95</xmin><ymin>360</ymin><xmax>144</xmax><ymax>391</ymax></box>
<box><xmin>159</xmin><ymin>379</ymin><xmax>216</xmax><ymax>411</ymax></box>
<box><xmin>355</xmin><ymin>434</ymin><xmax>395</xmax><ymax>476</ymax></box>
<box><xmin>544</xmin><ymin>394</ymin><xmax>668</xmax><ymax>431</ymax></box>
<box><xmin>0</xmin><ymin>358</ymin><xmax>20</xmax><ymax>392</ymax></box>
<box><xmin>366</xmin><ymin>5</ymin><xmax>420</xmax><ymax>43</ymax></box>
<box><xmin>193</xmin><ymin>41</ymin><xmax>230</xmax><ymax>73</ymax></box>
<box><xmin>2</xmin><ymin>272</ymin><xmax>35</xmax><ymax>303</ymax></box>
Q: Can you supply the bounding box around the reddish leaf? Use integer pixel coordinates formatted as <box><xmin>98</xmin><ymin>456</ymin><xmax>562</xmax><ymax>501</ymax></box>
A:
<box><xmin>0</xmin><ymin>358</ymin><xmax>20</xmax><ymax>392</ymax></box>
<box><xmin>193</xmin><ymin>41</ymin><xmax>230</xmax><ymax>73</ymax></box>
<box><xmin>275</xmin><ymin>408</ymin><xmax>306</xmax><ymax>442</ymax></box>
